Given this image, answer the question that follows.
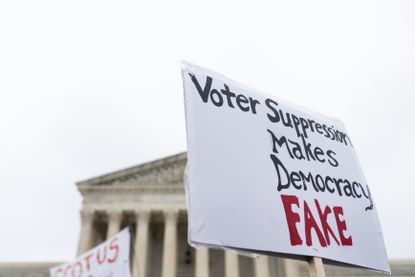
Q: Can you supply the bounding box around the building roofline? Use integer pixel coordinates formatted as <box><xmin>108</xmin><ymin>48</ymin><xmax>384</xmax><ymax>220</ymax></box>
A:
<box><xmin>76</xmin><ymin>152</ymin><xmax>187</xmax><ymax>188</ymax></box>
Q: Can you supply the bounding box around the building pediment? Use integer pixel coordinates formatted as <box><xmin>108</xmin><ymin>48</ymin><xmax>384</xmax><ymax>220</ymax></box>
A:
<box><xmin>77</xmin><ymin>152</ymin><xmax>187</xmax><ymax>194</ymax></box>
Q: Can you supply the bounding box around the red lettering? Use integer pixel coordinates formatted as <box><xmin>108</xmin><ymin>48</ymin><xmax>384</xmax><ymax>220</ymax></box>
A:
<box><xmin>304</xmin><ymin>200</ymin><xmax>327</xmax><ymax>247</ymax></box>
<box><xmin>333</xmin><ymin>207</ymin><xmax>353</xmax><ymax>245</ymax></box>
<box><xmin>281</xmin><ymin>195</ymin><xmax>303</xmax><ymax>246</ymax></box>
<box><xmin>63</xmin><ymin>265</ymin><xmax>72</xmax><ymax>277</ymax></box>
<box><xmin>54</xmin><ymin>268</ymin><xmax>63</xmax><ymax>277</ymax></box>
<box><xmin>84</xmin><ymin>253</ymin><xmax>93</xmax><ymax>271</ymax></box>
<box><xmin>315</xmin><ymin>199</ymin><xmax>340</xmax><ymax>246</ymax></box>
<box><xmin>108</xmin><ymin>238</ymin><xmax>120</xmax><ymax>263</ymax></box>
<box><xmin>280</xmin><ymin>194</ymin><xmax>353</xmax><ymax>248</ymax></box>
<box><xmin>71</xmin><ymin>262</ymin><xmax>83</xmax><ymax>277</ymax></box>
<box><xmin>96</xmin><ymin>246</ymin><xmax>107</xmax><ymax>265</ymax></box>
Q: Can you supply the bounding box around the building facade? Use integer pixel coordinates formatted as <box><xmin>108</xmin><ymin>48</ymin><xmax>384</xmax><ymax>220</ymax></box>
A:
<box><xmin>1</xmin><ymin>152</ymin><xmax>414</xmax><ymax>277</ymax></box>
<box><xmin>76</xmin><ymin>152</ymin><xmax>289</xmax><ymax>277</ymax></box>
<box><xmin>74</xmin><ymin>152</ymin><xmax>414</xmax><ymax>277</ymax></box>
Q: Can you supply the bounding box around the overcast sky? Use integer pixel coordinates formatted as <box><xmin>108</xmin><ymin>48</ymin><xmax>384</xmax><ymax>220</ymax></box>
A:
<box><xmin>0</xmin><ymin>0</ymin><xmax>414</xmax><ymax>262</ymax></box>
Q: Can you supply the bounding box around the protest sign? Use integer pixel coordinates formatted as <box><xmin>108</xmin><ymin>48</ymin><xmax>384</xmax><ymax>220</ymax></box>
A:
<box><xmin>50</xmin><ymin>228</ymin><xmax>132</xmax><ymax>277</ymax></box>
<box><xmin>182</xmin><ymin>62</ymin><xmax>390</xmax><ymax>273</ymax></box>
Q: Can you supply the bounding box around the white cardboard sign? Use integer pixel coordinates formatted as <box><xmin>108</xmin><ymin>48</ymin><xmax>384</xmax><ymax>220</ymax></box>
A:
<box><xmin>50</xmin><ymin>228</ymin><xmax>132</xmax><ymax>277</ymax></box>
<box><xmin>182</xmin><ymin>62</ymin><xmax>390</xmax><ymax>273</ymax></box>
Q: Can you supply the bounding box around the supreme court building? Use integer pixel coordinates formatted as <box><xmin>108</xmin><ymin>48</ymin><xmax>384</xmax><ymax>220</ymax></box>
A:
<box><xmin>75</xmin><ymin>152</ymin><xmax>297</xmax><ymax>277</ymax></box>
<box><xmin>0</xmin><ymin>152</ymin><xmax>414</xmax><ymax>277</ymax></box>
<box><xmin>60</xmin><ymin>152</ymin><xmax>415</xmax><ymax>277</ymax></box>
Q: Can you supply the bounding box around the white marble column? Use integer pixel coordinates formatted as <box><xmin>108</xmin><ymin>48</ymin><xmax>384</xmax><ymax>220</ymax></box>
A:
<box><xmin>133</xmin><ymin>210</ymin><xmax>150</xmax><ymax>277</ymax></box>
<box><xmin>162</xmin><ymin>210</ymin><xmax>179</xmax><ymax>277</ymax></box>
<box><xmin>254</xmin><ymin>255</ymin><xmax>270</xmax><ymax>277</ymax></box>
<box><xmin>77</xmin><ymin>209</ymin><xmax>94</xmax><ymax>255</ymax></box>
<box><xmin>225</xmin><ymin>250</ymin><xmax>239</xmax><ymax>277</ymax></box>
<box><xmin>107</xmin><ymin>210</ymin><xmax>122</xmax><ymax>239</ymax></box>
<box><xmin>195</xmin><ymin>246</ymin><xmax>209</xmax><ymax>277</ymax></box>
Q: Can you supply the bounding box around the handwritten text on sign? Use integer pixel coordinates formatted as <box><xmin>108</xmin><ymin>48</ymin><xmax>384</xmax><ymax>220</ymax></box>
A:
<box><xmin>182</xmin><ymin>62</ymin><xmax>389</xmax><ymax>273</ymax></box>
<box><xmin>50</xmin><ymin>228</ymin><xmax>131</xmax><ymax>277</ymax></box>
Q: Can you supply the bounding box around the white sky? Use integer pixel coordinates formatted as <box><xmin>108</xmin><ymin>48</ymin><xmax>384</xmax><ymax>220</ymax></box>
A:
<box><xmin>0</xmin><ymin>0</ymin><xmax>414</xmax><ymax>262</ymax></box>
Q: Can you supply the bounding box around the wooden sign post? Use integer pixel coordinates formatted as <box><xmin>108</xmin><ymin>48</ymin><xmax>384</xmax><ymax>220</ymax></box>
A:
<box><xmin>308</xmin><ymin>257</ymin><xmax>326</xmax><ymax>277</ymax></box>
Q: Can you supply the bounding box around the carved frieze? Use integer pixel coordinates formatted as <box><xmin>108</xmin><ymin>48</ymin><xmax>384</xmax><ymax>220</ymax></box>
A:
<box><xmin>77</xmin><ymin>153</ymin><xmax>187</xmax><ymax>190</ymax></box>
